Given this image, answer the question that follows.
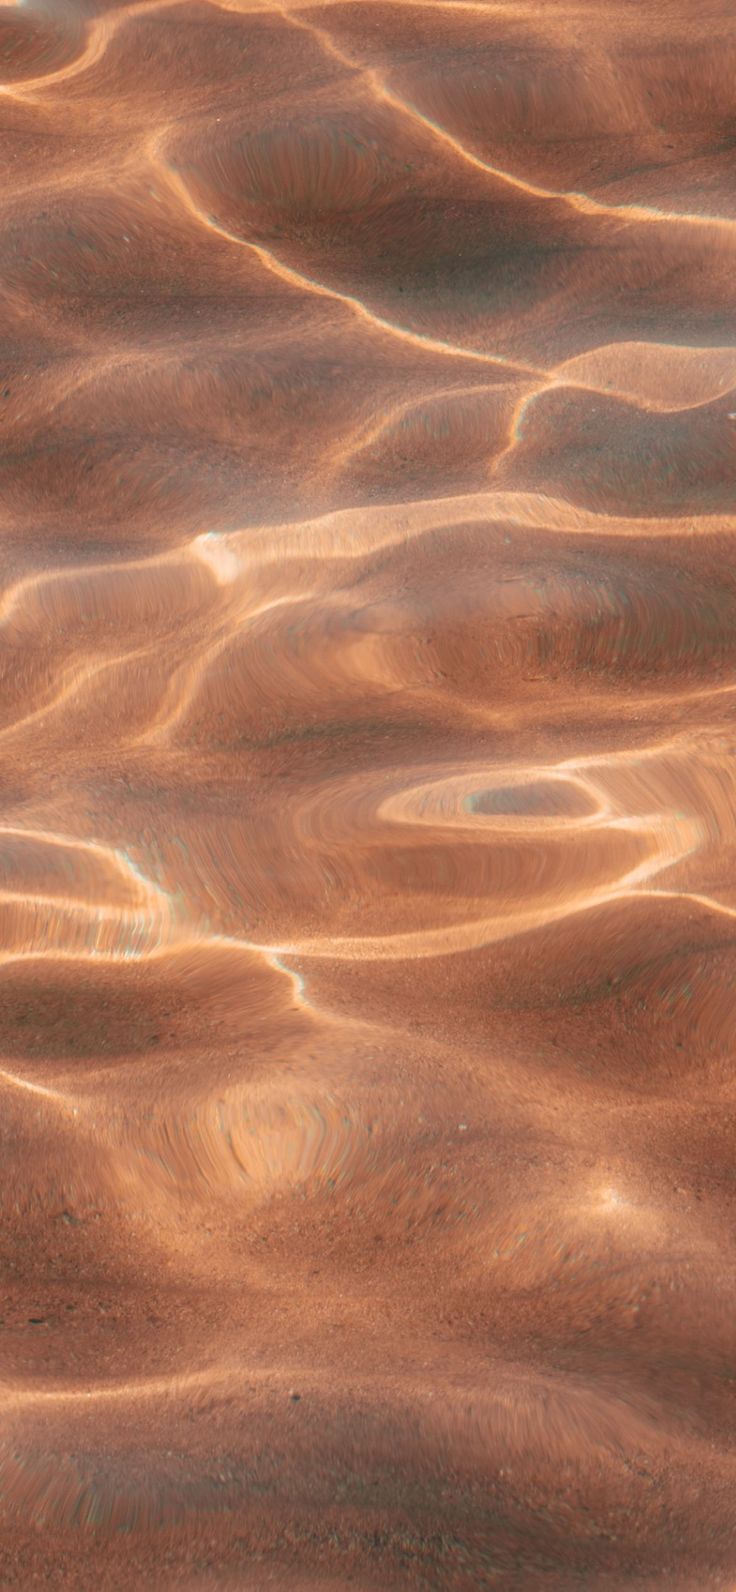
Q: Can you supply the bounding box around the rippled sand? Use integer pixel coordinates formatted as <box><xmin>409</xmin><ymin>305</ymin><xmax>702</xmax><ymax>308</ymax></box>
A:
<box><xmin>2</xmin><ymin>0</ymin><xmax>736</xmax><ymax>1586</ymax></box>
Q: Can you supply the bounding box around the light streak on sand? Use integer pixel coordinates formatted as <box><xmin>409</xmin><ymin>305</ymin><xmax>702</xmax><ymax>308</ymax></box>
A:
<box><xmin>3</xmin><ymin>0</ymin><xmax>736</xmax><ymax>1583</ymax></box>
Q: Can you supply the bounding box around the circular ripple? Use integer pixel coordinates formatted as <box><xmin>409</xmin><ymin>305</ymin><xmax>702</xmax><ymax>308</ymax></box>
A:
<box><xmin>465</xmin><ymin>779</ymin><xmax>598</xmax><ymax>820</ymax></box>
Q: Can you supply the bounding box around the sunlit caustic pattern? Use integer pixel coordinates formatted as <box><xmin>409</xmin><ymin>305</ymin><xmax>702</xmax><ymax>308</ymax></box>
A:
<box><xmin>1</xmin><ymin>0</ymin><xmax>736</xmax><ymax>1586</ymax></box>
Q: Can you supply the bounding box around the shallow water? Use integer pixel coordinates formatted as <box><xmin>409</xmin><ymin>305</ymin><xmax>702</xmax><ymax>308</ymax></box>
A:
<box><xmin>1</xmin><ymin>1</ymin><xmax>736</xmax><ymax>1586</ymax></box>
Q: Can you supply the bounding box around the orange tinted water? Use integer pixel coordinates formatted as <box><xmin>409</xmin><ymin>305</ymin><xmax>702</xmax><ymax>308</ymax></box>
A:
<box><xmin>1</xmin><ymin>1</ymin><xmax>736</xmax><ymax>1586</ymax></box>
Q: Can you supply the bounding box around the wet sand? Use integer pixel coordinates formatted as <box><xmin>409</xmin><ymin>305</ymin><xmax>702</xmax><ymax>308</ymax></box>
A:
<box><xmin>1</xmin><ymin>0</ymin><xmax>736</xmax><ymax>1586</ymax></box>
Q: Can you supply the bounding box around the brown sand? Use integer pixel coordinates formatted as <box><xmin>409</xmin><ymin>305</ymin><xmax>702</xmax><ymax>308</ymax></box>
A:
<box><xmin>1</xmin><ymin>0</ymin><xmax>736</xmax><ymax>1586</ymax></box>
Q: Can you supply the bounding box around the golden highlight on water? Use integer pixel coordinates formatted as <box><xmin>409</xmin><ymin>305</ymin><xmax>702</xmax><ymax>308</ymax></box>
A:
<box><xmin>1</xmin><ymin>0</ymin><xmax>735</xmax><ymax>1586</ymax></box>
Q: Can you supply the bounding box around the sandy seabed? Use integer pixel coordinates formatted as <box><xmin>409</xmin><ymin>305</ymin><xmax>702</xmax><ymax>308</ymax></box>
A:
<box><xmin>1</xmin><ymin>0</ymin><xmax>736</xmax><ymax>1586</ymax></box>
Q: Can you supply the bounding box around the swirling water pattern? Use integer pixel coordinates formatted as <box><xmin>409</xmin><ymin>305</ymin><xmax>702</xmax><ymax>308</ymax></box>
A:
<box><xmin>1</xmin><ymin>0</ymin><xmax>736</xmax><ymax>1586</ymax></box>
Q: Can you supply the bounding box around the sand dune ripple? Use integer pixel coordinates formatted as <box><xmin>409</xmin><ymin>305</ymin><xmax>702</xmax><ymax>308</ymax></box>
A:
<box><xmin>1</xmin><ymin>0</ymin><xmax>735</xmax><ymax>1587</ymax></box>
